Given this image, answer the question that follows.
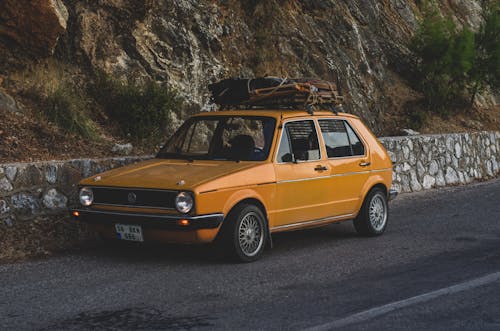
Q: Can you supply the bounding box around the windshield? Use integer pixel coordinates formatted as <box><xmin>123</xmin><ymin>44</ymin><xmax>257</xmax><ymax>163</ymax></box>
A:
<box><xmin>157</xmin><ymin>116</ymin><xmax>276</xmax><ymax>161</ymax></box>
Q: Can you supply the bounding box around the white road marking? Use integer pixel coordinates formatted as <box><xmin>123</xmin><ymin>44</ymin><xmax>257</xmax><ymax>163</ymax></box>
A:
<box><xmin>304</xmin><ymin>271</ymin><xmax>500</xmax><ymax>331</ymax></box>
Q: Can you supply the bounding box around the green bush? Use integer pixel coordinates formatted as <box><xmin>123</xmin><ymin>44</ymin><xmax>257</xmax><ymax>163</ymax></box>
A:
<box><xmin>92</xmin><ymin>73</ymin><xmax>181</xmax><ymax>142</ymax></box>
<box><xmin>410</xmin><ymin>3</ymin><xmax>474</xmax><ymax>113</ymax></box>
<box><xmin>470</xmin><ymin>3</ymin><xmax>500</xmax><ymax>103</ymax></box>
<box><xmin>410</xmin><ymin>1</ymin><xmax>499</xmax><ymax>112</ymax></box>
<box><xmin>45</xmin><ymin>85</ymin><xmax>98</xmax><ymax>139</ymax></box>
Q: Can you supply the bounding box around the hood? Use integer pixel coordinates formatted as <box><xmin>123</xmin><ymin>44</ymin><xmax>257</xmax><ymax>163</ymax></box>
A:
<box><xmin>80</xmin><ymin>158</ymin><xmax>261</xmax><ymax>191</ymax></box>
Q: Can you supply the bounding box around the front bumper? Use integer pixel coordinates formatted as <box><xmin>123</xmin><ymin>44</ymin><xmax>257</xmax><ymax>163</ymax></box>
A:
<box><xmin>69</xmin><ymin>208</ymin><xmax>224</xmax><ymax>231</ymax></box>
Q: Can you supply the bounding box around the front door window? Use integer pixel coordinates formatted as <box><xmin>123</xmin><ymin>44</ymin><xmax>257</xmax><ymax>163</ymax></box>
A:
<box><xmin>277</xmin><ymin>120</ymin><xmax>321</xmax><ymax>162</ymax></box>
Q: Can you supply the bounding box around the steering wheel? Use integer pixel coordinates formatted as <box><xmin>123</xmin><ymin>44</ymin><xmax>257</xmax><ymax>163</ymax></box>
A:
<box><xmin>254</xmin><ymin>147</ymin><xmax>264</xmax><ymax>154</ymax></box>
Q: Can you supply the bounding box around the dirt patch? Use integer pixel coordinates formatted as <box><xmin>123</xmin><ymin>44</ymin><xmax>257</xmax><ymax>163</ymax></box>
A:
<box><xmin>0</xmin><ymin>106</ymin><xmax>117</xmax><ymax>163</ymax></box>
<box><xmin>0</xmin><ymin>216</ymin><xmax>96</xmax><ymax>262</ymax></box>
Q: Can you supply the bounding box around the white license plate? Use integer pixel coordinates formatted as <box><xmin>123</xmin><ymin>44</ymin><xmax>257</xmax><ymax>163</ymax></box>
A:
<box><xmin>115</xmin><ymin>224</ymin><xmax>144</xmax><ymax>242</ymax></box>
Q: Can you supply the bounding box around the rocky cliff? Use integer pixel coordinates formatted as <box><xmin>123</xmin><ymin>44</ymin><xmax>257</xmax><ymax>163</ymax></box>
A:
<box><xmin>0</xmin><ymin>0</ymin><xmax>493</xmax><ymax>136</ymax></box>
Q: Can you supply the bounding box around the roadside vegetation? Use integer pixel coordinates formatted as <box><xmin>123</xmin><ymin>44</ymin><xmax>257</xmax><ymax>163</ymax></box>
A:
<box><xmin>14</xmin><ymin>62</ymin><xmax>181</xmax><ymax>144</ymax></box>
<box><xmin>410</xmin><ymin>1</ymin><xmax>499</xmax><ymax>116</ymax></box>
<box><xmin>91</xmin><ymin>73</ymin><xmax>181</xmax><ymax>144</ymax></box>
<box><xmin>45</xmin><ymin>84</ymin><xmax>99</xmax><ymax>140</ymax></box>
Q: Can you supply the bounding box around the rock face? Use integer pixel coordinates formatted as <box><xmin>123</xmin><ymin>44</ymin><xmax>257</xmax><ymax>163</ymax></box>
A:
<box><xmin>0</xmin><ymin>1</ymin><xmax>492</xmax><ymax>133</ymax></box>
<box><xmin>0</xmin><ymin>0</ymin><xmax>68</xmax><ymax>56</ymax></box>
<box><xmin>57</xmin><ymin>0</ymin><xmax>486</xmax><ymax>134</ymax></box>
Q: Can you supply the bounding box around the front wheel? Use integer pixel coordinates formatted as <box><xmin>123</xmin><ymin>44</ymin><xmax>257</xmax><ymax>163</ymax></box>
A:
<box><xmin>353</xmin><ymin>188</ymin><xmax>388</xmax><ymax>236</ymax></box>
<box><xmin>220</xmin><ymin>204</ymin><xmax>267</xmax><ymax>262</ymax></box>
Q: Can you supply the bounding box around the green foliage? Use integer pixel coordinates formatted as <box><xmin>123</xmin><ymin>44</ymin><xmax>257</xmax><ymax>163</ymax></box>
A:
<box><xmin>92</xmin><ymin>73</ymin><xmax>181</xmax><ymax>142</ymax></box>
<box><xmin>410</xmin><ymin>3</ymin><xmax>474</xmax><ymax>113</ymax></box>
<box><xmin>410</xmin><ymin>1</ymin><xmax>500</xmax><ymax>112</ymax></box>
<box><xmin>470</xmin><ymin>3</ymin><xmax>500</xmax><ymax>102</ymax></box>
<box><xmin>45</xmin><ymin>85</ymin><xmax>98</xmax><ymax>139</ymax></box>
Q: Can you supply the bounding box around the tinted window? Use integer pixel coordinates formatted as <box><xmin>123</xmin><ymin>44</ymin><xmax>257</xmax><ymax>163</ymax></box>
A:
<box><xmin>284</xmin><ymin>120</ymin><xmax>320</xmax><ymax>161</ymax></box>
<box><xmin>158</xmin><ymin>116</ymin><xmax>276</xmax><ymax>161</ymax></box>
<box><xmin>345</xmin><ymin>122</ymin><xmax>365</xmax><ymax>156</ymax></box>
<box><xmin>319</xmin><ymin>119</ymin><xmax>365</xmax><ymax>157</ymax></box>
<box><xmin>319</xmin><ymin>120</ymin><xmax>351</xmax><ymax>157</ymax></box>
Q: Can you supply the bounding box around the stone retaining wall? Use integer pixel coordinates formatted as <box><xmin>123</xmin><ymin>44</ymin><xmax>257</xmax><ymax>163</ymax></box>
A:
<box><xmin>0</xmin><ymin>156</ymin><xmax>150</xmax><ymax>260</ymax></box>
<box><xmin>0</xmin><ymin>131</ymin><xmax>499</xmax><ymax>260</ymax></box>
<box><xmin>380</xmin><ymin>131</ymin><xmax>499</xmax><ymax>193</ymax></box>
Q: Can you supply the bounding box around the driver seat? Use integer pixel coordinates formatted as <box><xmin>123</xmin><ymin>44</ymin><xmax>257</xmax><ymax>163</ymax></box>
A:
<box><xmin>229</xmin><ymin>135</ymin><xmax>255</xmax><ymax>160</ymax></box>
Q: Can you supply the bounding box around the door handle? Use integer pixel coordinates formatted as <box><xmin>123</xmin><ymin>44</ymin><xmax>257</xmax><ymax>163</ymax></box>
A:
<box><xmin>359</xmin><ymin>162</ymin><xmax>371</xmax><ymax>167</ymax></box>
<box><xmin>314</xmin><ymin>165</ymin><xmax>328</xmax><ymax>171</ymax></box>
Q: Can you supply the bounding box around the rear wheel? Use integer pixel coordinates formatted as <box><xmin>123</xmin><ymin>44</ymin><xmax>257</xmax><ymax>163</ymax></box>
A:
<box><xmin>219</xmin><ymin>204</ymin><xmax>267</xmax><ymax>262</ymax></box>
<box><xmin>353</xmin><ymin>188</ymin><xmax>388</xmax><ymax>236</ymax></box>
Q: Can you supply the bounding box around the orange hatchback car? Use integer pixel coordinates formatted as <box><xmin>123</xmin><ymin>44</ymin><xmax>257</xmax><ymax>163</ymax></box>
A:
<box><xmin>71</xmin><ymin>109</ymin><xmax>397</xmax><ymax>261</ymax></box>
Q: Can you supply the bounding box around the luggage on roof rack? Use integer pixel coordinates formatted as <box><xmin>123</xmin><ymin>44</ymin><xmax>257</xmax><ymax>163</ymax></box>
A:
<box><xmin>208</xmin><ymin>77</ymin><xmax>344</xmax><ymax>111</ymax></box>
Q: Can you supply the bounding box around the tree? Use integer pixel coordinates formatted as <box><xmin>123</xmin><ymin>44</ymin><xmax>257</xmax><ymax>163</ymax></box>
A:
<box><xmin>410</xmin><ymin>3</ymin><xmax>475</xmax><ymax>113</ymax></box>
<box><xmin>470</xmin><ymin>3</ymin><xmax>500</xmax><ymax>104</ymax></box>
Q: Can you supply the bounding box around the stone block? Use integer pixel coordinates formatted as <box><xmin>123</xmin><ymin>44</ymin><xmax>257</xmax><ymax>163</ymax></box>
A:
<box><xmin>14</xmin><ymin>165</ymin><xmax>44</xmax><ymax>188</ymax></box>
<box><xmin>57</xmin><ymin>164</ymin><xmax>82</xmax><ymax>195</ymax></box>
<box><xmin>0</xmin><ymin>199</ymin><xmax>10</xmax><ymax>217</ymax></box>
<box><xmin>445</xmin><ymin>167</ymin><xmax>459</xmax><ymax>184</ymax></box>
<box><xmin>5</xmin><ymin>166</ymin><xmax>17</xmax><ymax>181</ymax></box>
<box><xmin>0</xmin><ymin>177</ymin><xmax>13</xmax><ymax>192</ymax></box>
<box><xmin>11</xmin><ymin>192</ymin><xmax>42</xmax><ymax>218</ymax></box>
<box><xmin>409</xmin><ymin>170</ymin><xmax>422</xmax><ymax>192</ymax></box>
<box><xmin>42</xmin><ymin>188</ymin><xmax>68</xmax><ymax>210</ymax></box>
<box><xmin>45</xmin><ymin>165</ymin><xmax>58</xmax><ymax>184</ymax></box>
<box><xmin>422</xmin><ymin>175</ymin><xmax>436</xmax><ymax>189</ymax></box>
<box><xmin>454</xmin><ymin>142</ymin><xmax>462</xmax><ymax>158</ymax></box>
<box><xmin>428</xmin><ymin>160</ymin><xmax>439</xmax><ymax>176</ymax></box>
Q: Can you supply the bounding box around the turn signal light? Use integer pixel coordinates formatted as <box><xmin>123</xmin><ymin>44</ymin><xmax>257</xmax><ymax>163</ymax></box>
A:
<box><xmin>177</xmin><ymin>219</ymin><xmax>190</xmax><ymax>226</ymax></box>
<box><xmin>72</xmin><ymin>211</ymin><xmax>80</xmax><ymax>218</ymax></box>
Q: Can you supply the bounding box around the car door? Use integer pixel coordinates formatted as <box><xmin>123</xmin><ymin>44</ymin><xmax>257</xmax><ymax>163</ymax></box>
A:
<box><xmin>272</xmin><ymin>119</ymin><xmax>332</xmax><ymax>228</ymax></box>
<box><xmin>317</xmin><ymin>118</ymin><xmax>370</xmax><ymax>216</ymax></box>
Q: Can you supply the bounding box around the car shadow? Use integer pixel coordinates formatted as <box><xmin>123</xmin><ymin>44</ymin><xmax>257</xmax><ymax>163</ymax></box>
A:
<box><xmin>74</xmin><ymin>221</ymin><xmax>359</xmax><ymax>265</ymax></box>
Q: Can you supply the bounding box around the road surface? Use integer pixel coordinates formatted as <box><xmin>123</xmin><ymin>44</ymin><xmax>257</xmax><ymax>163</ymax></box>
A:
<box><xmin>1</xmin><ymin>178</ymin><xmax>500</xmax><ymax>330</ymax></box>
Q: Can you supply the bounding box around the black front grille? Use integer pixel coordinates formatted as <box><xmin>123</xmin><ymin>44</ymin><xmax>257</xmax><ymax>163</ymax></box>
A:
<box><xmin>92</xmin><ymin>187</ymin><xmax>177</xmax><ymax>209</ymax></box>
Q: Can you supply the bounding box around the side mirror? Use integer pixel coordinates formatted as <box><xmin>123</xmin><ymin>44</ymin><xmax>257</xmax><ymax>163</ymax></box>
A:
<box><xmin>281</xmin><ymin>153</ymin><xmax>294</xmax><ymax>163</ymax></box>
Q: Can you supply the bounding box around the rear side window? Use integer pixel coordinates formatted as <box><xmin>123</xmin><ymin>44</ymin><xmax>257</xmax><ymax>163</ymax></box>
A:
<box><xmin>345</xmin><ymin>122</ymin><xmax>365</xmax><ymax>156</ymax></box>
<box><xmin>318</xmin><ymin>119</ymin><xmax>365</xmax><ymax>158</ymax></box>
<box><xmin>278</xmin><ymin>120</ymin><xmax>320</xmax><ymax>162</ymax></box>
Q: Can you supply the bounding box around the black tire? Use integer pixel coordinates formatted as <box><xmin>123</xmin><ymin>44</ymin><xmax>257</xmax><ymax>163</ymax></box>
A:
<box><xmin>353</xmin><ymin>188</ymin><xmax>389</xmax><ymax>236</ymax></box>
<box><xmin>218</xmin><ymin>204</ymin><xmax>267</xmax><ymax>262</ymax></box>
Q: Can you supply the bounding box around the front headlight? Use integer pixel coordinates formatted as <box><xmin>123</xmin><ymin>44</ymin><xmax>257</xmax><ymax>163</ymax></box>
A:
<box><xmin>79</xmin><ymin>187</ymin><xmax>94</xmax><ymax>206</ymax></box>
<box><xmin>175</xmin><ymin>191</ymin><xmax>193</xmax><ymax>213</ymax></box>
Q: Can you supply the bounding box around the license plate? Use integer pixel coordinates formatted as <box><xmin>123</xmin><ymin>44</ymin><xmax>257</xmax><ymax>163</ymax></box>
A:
<box><xmin>115</xmin><ymin>224</ymin><xmax>144</xmax><ymax>242</ymax></box>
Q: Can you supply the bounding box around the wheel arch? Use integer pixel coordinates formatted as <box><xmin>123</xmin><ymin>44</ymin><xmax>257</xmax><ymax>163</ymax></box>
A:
<box><xmin>217</xmin><ymin>196</ymin><xmax>272</xmax><ymax>248</ymax></box>
<box><xmin>223</xmin><ymin>197</ymin><xmax>269</xmax><ymax>229</ymax></box>
<box><xmin>356</xmin><ymin>179</ymin><xmax>388</xmax><ymax>213</ymax></box>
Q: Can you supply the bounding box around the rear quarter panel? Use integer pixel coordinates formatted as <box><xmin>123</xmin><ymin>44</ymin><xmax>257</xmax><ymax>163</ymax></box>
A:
<box><xmin>349</xmin><ymin>118</ymin><xmax>393</xmax><ymax>212</ymax></box>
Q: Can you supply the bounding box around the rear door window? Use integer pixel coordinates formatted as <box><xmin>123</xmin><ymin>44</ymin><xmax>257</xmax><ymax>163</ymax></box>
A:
<box><xmin>318</xmin><ymin>119</ymin><xmax>365</xmax><ymax>158</ymax></box>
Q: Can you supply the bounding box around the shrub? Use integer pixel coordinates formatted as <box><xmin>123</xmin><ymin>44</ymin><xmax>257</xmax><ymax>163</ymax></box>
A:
<box><xmin>45</xmin><ymin>85</ymin><xmax>98</xmax><ymax>139</ymax></box>
<box><xmin>410</xmin><ymin>3</ymin><xmax>474</xmax><ymax>113</ymax></box>
<box><xmin>410</xmin><ymin>1</ymin><xmax>499</xmax><ymax>111</ymax></box>
<box><xmin>92</xmin><ymin>73</ymin><xmax>181</xmax><ymax>143</ymax></box>
<box><xmin>470</xmin><ymin>3</ymin><xmax>500</xmax><ymax>104</ymax></box>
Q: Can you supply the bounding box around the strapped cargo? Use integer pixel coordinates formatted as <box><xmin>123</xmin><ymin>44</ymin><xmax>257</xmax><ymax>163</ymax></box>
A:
<box><xmin>208</xmin><ymin>77</ymin><xmax>344</xmax><ymax>112</ymax></box>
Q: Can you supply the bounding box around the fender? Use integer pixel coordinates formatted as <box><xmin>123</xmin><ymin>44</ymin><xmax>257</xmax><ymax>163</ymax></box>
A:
<box><xmin>221</xmin><ymin>188</ymin><xmax>273</xmax><ymax>248</ymax></box>
<box><xmin>222</xmin><ymin>188</ymin><xmax>269</xmax><ymax>218</ymax></box>
<box><xmin>356</xmin><ymin>173</ymin><xmax>389</xmax><ymax>212</ymax></box>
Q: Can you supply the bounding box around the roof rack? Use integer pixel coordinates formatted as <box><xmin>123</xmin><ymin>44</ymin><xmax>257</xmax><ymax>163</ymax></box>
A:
<box><xmin>208</xmin><ymin>77</ymin><xmax>344</xmax><ymax>114</ymax></box>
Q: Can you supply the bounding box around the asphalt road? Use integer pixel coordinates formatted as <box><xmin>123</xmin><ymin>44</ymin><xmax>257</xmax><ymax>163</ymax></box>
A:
<box><xmin>1</xmin><ymin>178</ymin><xmax>500</xmax><ymax>331</ymax></box>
